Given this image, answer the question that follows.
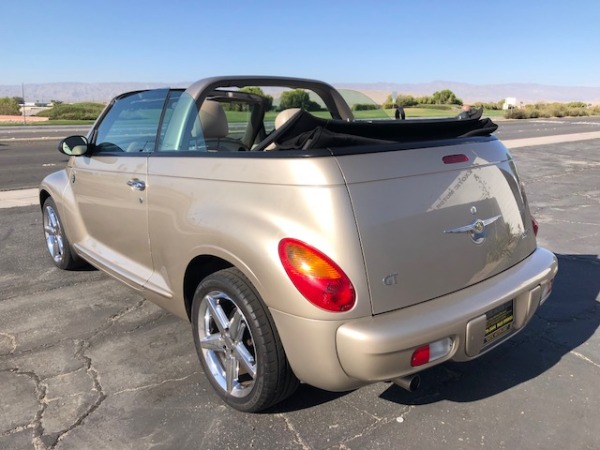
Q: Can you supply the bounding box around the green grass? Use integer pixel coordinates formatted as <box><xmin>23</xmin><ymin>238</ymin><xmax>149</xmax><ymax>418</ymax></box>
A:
<box><xmin>225</xmin><ymin>110</ymin><xmax>333</xmax><ymax>123</ymax></box>
<box><xmin>224</xmin><ymin>107</ymin><xmax>506</xmax><ymax>124</ymax></box>
<box><xmin>383</xmin><ymin>107</ymin><xmax>504</xmax><ymax>119</ymax></box>
<box><xmin>480</xmin><ymin>109</ymin><xmax>505</xmax><ymax>118</ymax></box>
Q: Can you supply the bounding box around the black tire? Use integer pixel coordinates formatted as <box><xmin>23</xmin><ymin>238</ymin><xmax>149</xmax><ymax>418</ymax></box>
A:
<box><xmin>42</xmin><ymin>197</ymin><xmax>85</xmax><ymax>270</ymax></box>
<box><xmin>191</xmin><ymin>268</ymin><xmax>298</xmax><ymax>412</ymax></box>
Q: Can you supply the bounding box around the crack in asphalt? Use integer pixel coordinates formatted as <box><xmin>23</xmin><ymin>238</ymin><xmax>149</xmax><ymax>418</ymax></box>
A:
<box><xmin>3</xmin><ymin>298</ymin><xmax>149</xmax><ymax>360</ymax></box>
<box><xmin>0</xmin><ymin>368</ymin><xmax>48</xmax><ymax>449</ymax></box>
<box><xmin>329</xmin><ymin>400</ymin><xmax>414</xmax><ymax>448</ymax></box>
<box><xmin>275</xmin><ymin>413</ymin><xmax>311</xmax><ymax>450</ymax></box>
<box><xmin>0</xmin><ymin>298</ymin><xmax>164</xmax><ymax>449</ymax></box>
<box><xmin>108</xmin><ymin>298</ymin><xmax>146</xmax><ymax>322</ymax></box>
<box><xmin>339</xmin><ymin>415</ymin><xmax>397</xmax><ymax>447</ymax></box>
<box><xmin>570</xmin><ymin>351</ymin><xmax>600</xmax><ymax>369</ymax></box>
<box><xmin>112</xmin><ymin>372</ymin><xmax>199</xmax><ymax>396</ymax></box>
<box><xmin>121</xmin><ymin>311</ymin><xmax>170</xmax><ymax>335</ymax></box>
<box><xmin>50</xmin><ymin>340</ymin><xmax>107</xmax><ymax>449</ymax></box>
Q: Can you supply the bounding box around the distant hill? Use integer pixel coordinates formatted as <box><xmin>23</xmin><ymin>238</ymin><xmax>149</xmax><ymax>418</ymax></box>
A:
<box><xmin>0</xmin><ymin>82</ymin><xmax>183</xmax><ymax>104</ymax></box>
<box><xmin>335</xmin><ymin>81</ymin><xmax>600</xmax><ymax>105</ymax></box>
<box><xmin>1</xmin><ymin>80</ymin><xmax>599</xmax><ymax>105</ymax></box>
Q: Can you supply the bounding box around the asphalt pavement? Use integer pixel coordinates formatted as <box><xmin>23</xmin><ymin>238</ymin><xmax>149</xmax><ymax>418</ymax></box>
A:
<box><xmin>0</xmin><ymin>123</ymin><xmax>599</xmax><ymax>449</ymax></box>
<box><xmin>494</xmin><ymin>116</ymin><xmax>600</xmax><ymax>140</ymax></box>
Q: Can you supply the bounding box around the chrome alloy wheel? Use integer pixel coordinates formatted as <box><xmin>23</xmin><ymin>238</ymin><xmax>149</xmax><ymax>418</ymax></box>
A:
<box><xmin>197</xmin><ymin>290</ymin><xmax>257</xmax><ymax>398</ymax></box>
<box><xmin>43</xmin><ymin>204</ymin><xmax>65</xmax><ymax>264</ymax></box>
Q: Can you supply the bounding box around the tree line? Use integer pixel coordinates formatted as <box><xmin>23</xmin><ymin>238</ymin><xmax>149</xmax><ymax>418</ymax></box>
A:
<box><xmin>0</xmin><ymin>97</ymin><xmax>69</xmax><ymax>116</ymax></box>
<box><xmin>6</xmin><ymin>88</ymin><xmax>597</xmax><ymax>122</ymax></box>
<box><xmin>383</xmin><ymin>89</ymin><xmax>464</xmax><ymax>108</ymax></box>
<box><xmin>222</xmin><ymin>88</ymin><xmax>322</xmax><ymax>112</ymax></box>
<box><xmin>1</xmin><ymin>87</ymin><xmax>467</xmax><ymax>117</ymax></box>
<box><xmin>0</xmin><ymin>97</ymin><xmax>21</xmax><ymax>115</ymax></box>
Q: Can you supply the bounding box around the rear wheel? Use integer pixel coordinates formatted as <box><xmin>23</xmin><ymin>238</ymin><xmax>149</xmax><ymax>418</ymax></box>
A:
<box><xmin>42</xmin><ymin>197</ymin><xmax>84</xmax><ymax>270</ymax></box>
<box><xmin>191</xmin><ymin>268</ymin><xmax>298</xmax><ymax>412</ymax></box>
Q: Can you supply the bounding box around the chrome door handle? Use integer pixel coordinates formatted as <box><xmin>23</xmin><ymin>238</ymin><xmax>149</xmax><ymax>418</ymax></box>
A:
<box><xmin>127</xmin><ymin>179</ymin><xmax>146</xmax><ymax>191</ymax></box>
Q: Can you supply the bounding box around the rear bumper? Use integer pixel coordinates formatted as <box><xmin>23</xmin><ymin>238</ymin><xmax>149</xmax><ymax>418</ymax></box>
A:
<box><xmin>271</xmin><ymin>247</ymin><xmax>557</xmax><ymax>391</ymax></box>
<box><xmin>336</xmin><ymin>247</ymin><xmax>557</xmax><ymax>382</ymax></box>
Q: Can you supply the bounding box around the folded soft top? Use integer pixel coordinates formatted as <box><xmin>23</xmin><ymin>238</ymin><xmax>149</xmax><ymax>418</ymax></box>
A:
<box><xmin>266</xmin><ymin>110</ymin><xmax>498</xmax><ymax>151</ymax></box>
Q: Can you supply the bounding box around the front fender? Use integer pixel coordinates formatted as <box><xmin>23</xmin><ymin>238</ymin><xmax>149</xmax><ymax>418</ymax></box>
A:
<box><xmin>39</xmin><ymin>169</ymin><xmax>69</xmax><ymax>208</ymax></box>
<box><xmin>39</xmin><ymin>168</ymin><xmax>83</xmax><ymax>247</ymax></box>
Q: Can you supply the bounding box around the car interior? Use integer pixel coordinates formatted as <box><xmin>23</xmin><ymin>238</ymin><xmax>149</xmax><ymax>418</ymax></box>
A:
<box><xmin>92</xmin><ymin>86</ymin><xmax>497</xmax><ymax>155</ymax></box>
<box><xmin>199</xmin><ymin>89</ymin><xmax>496</xmax><ymax>153</ymax></box>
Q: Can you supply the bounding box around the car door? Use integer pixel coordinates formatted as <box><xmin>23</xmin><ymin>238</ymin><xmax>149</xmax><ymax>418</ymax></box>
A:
<box><xmin>70</xmin><ymin>89</ymin><xmax>169</xmax><ymax>288</ymax></box>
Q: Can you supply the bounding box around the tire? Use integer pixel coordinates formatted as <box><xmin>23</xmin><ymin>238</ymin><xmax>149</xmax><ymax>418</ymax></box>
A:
<box><xmin>191</xmin><ymin>268</ymin><xmax>298</xmax><ymax>412</ymax></box>
<box><xmin>42</xmin><ymin>197</ymin><xmax>85</xmax><ymax>270</ymax></box>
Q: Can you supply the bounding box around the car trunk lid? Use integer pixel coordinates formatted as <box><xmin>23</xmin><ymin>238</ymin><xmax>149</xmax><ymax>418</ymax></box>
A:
<box><xmin>335</xmin><ymin>138</ymin><xmax>537</xmax><ymax>315</ymax></box>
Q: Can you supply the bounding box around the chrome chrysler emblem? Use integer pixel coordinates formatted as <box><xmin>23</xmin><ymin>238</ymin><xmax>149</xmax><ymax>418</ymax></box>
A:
<box><xmin>444</xmin><ymin>214</ymin><xmax>501</xmax><ymax>244</ymax></box>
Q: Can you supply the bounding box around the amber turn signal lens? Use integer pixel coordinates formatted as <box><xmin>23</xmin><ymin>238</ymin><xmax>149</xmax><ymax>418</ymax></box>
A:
<box><xmin>278</xmin><ymin>238</ymin><xmax>355</xmax><ymax>312</ymax></box>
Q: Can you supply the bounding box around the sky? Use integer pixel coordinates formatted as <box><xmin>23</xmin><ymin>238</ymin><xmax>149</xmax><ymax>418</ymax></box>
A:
<box><xmin>2</xmin><ymin>1</ymin><xmax>600</xmax><ymax>87</ymax></box>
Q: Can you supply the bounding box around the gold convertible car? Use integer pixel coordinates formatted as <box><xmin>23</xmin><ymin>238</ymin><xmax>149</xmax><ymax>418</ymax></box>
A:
<box><xmin>40</xmin><ymin>76</ymin><xmax>558</xmax><ymax>411</ymax></box>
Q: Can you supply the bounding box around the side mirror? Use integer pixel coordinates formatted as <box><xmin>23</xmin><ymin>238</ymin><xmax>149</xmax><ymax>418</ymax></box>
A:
<box><xmin>58</xmin><ymin>135</ymin><xmax>89</xmax><ymax>156</ymax></box>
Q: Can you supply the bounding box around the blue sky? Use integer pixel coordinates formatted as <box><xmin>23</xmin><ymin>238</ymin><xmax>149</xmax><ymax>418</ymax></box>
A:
<box><xmin>2</xmin><ymin>1</ymin><xmax>599</xmax><ymax>87</ymax></box>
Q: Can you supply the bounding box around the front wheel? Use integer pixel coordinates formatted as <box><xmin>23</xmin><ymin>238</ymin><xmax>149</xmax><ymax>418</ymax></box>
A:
<box><xmin>42</xmin><ymin>197</ymin><xmax>85</xmax><ymax>270</ymax></box>
<box><xmin>191</xmin><ymin>268</ymin><xmax>298</xmax><ymax>412</ymax></box>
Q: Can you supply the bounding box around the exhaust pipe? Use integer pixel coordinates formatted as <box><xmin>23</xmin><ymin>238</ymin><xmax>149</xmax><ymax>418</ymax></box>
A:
<box><xmin>392</xmin><ymin>374</ymin><xmax>421</xmax><ymax>392</ymax></box>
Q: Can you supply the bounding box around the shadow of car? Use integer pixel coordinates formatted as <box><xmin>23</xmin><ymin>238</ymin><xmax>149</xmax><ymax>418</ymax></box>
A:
<box><xmin>378</xmin><ymin>254</ymin><xmax>599</xmax><ymax>405</ymax></box>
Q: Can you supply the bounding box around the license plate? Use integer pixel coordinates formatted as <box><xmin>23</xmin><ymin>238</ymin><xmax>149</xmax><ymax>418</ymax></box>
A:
<box><xmin>483</xmin><ymin>301</ymin><xmax>514</xmax><ymax>346</ymax></box>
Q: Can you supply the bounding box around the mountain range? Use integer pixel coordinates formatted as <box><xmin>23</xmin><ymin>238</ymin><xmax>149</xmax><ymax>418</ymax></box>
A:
<box><xmin>1</xmin><ymin>80</ymin><xmax>600</xmax><ymax>105</ymax></box>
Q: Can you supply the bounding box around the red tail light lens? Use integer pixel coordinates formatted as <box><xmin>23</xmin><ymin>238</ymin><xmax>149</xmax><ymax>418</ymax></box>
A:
<box><xmin>411</xmin><ymin>345</ymin><xmax>431</xmax><ymax>367</ymax></box>
<box><xmin>278</xmin><ymin>238</ymin><xmax>355</xmax><ymax>312</ymax></box>
<box><xmin>532</xmin><ymin>217</ymin><xmax>539</xmax><ymax>236</ymax></box>
<box><xmin>442</xmin><ymin>154</ymin><xmax>469</xmax><ymax>164</ymax></box>
<box><xmin>411</xmin><ymin>338</ymin><xmax>453</xmax><ymax>367</ymax></box>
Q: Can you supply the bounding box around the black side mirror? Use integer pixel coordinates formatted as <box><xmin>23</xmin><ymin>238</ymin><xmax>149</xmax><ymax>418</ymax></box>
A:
<box><xmin>58</xmin><ymin>135</ymin><xmax>89</xmax><ymax>156</ymax></box>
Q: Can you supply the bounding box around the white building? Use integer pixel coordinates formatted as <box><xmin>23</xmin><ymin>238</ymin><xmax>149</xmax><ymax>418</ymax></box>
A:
<box><xmin>502</xmin><ymin>97</ymin><xmax>518</xmax><ymax>110</ymax></box>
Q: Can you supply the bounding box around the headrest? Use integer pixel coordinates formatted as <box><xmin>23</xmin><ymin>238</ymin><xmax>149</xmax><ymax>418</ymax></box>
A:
<box><xmin>198</xmin><ymin>100</ymin><xmax>229</xmax><ymax>138</ymax></box>
<box><xmin>274</xmin><ymin>108</ymin><xmax>302</xmax><ymax>130</ymax></box>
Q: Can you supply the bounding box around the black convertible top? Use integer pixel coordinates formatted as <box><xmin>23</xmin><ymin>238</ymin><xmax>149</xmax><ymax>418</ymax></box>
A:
<box><xmin>264</xmin><ymin>110</ymin><xmax>498</xmax><ymax>151</ymax></box>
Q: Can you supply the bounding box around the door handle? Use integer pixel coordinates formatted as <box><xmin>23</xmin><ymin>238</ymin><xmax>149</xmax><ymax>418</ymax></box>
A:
<box><xmin>127</xmin><ymin>179</ymin><xmax>146</xmax><ymax>191</ymax></box>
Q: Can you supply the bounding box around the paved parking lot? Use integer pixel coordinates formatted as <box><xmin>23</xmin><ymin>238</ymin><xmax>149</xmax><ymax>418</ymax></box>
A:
<box><xmin>0</xmin><ymin>138</ymin><xmax>599</xmax><ymax>449</ymax></box>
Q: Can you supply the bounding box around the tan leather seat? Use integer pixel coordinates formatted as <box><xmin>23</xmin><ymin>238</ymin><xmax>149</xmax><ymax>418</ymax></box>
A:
<box><xmin>265</xmin><ymin>108</ymin><xmax>302</xmax><ymax>150</ymax></box>
<box><xmin>189</xmin><ymin>100</ymin><xmax>229</xmax><ymax>151</ymax></box>
<box><xmin>274</xmin><ymin>108</ymin><xmax>302</xmax><ymax>130</ymax></box>
<box><xmin>199</xmin><ymin>100</ymin><xmax>228</xmax><ymax>139</ymax></box>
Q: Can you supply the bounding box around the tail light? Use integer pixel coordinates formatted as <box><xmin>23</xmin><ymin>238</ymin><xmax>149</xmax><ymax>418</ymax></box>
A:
<box><xmin>519</xmin><ymin>180</ymin><xmax>539</xmax><ymax>237</ymax></box>
<box><xmin>442</xmin><ymin>154</ymin><xmax>469</xmax><ymax>164</ymax></box>
<box><xmin>411</xmin><ymin>338</ymin><xmax>453</xmax><ymax>367</ymax></box>
<box><xmin>278</xmin><ymin>238</ymin><xmax>355</xmax><ymax>312</ymax></box>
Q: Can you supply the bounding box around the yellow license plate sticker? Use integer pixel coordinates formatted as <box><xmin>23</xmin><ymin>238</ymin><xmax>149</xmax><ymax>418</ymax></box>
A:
<box><xmin>484</xmin><ymin>301</ymin><xmax>514</xmax><ymax>346</ymax></box>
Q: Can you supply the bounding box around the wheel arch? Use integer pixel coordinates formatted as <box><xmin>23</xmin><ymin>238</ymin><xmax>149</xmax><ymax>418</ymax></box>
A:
<box><xmin>39</xmin><ymin>169</ymin><xmax>70</xmax><ymax>212</ymax></box>
<box><xmin>183</xmin><ymin>255</ymin><xmax>233</xmax><ymax>320</ymax></box>
<box><xmin>39</xmin><ymin>189</ymin><xmax>51</xmax><ymax>209</ymax></box>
